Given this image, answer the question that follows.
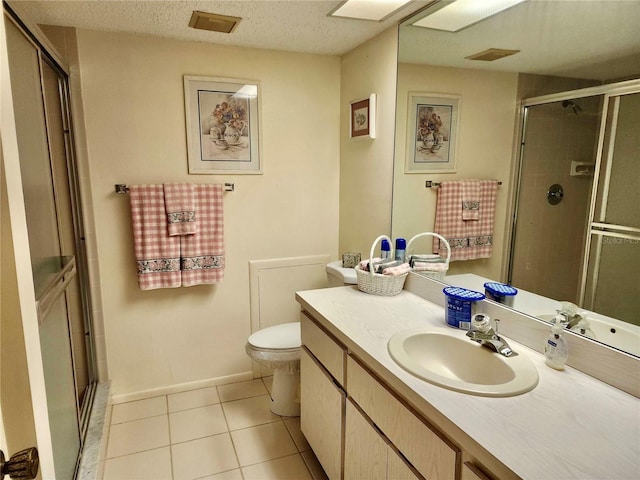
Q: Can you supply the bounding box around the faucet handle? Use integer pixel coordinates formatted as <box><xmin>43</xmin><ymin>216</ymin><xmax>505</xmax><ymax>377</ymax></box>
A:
<box><xmin>471</xmin><ymin>314</ymin><xmax>492</xmax><ymax>333</ymax></box>
<box><xmin>494</xmin><ymin>318</ymin><xmax>500</xmax><ymax>336</ymax></box>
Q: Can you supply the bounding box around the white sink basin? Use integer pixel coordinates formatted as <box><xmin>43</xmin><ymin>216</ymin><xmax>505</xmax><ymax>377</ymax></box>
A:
<box><xmin>388</xmin><ymin>329</ymin><xmax>539</xmax><ymax>397</ymax></box>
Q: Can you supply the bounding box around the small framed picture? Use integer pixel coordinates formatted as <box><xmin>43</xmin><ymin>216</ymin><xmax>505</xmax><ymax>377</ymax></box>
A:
<box><xmin>184</xmin><ymin>75</ymin><xmax>262</xmax><ymax>174</ymax></box>
<box><xmin>350</xmin><ymin>94</ymin><xmax>376</xmax><ymax>139</ymax></box>
<box><xmin>405</xmin><ymin>93</ymin><xmax>460</xmax><ymax>173</ymax></box>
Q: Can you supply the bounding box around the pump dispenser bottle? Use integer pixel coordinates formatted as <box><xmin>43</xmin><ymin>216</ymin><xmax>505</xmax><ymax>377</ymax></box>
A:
<box><xmin>544</xmin><ymin>315</ymin><xmax>569</xmax><ymax>370</ymax></box>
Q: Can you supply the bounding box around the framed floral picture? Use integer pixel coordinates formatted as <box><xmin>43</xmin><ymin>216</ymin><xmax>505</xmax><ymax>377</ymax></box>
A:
<box><xmin>405</xmin><ymin>93</ymin><xmax>460</xmax><ymax>173</ymax></box>
<box><xmin>350</xmin><ymin>94</ymin><xmax>376</xmax><ymax>139</ymax></box>
<box><xmin>184</xmin><ymin>76</ymin><xmax>262</xmax><ymax>174</ymax></box>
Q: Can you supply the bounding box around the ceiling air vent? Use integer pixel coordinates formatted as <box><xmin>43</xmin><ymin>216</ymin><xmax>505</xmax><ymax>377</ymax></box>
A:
<box><xmin>189</xmin><ymin>11</ymin><xmax>242</xmax><ymax>34</ymax></box>
<box><xmin>465</xmin><ymin>48</ymin><xmax>520</xmax><ymax>61</ymax></box>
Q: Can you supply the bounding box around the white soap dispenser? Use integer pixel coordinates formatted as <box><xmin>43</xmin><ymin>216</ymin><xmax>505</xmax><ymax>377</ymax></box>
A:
<box><xmin>544</xmin><ymin>315</ymin><xmax>569</xmax><ymax>370</ymax></box>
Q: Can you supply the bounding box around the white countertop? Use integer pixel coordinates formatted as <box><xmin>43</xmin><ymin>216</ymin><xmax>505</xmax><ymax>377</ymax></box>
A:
<box><xmin>296</xmin><ymin>285</ymin><xmax>640</xmax><ymax>480</ymax></box>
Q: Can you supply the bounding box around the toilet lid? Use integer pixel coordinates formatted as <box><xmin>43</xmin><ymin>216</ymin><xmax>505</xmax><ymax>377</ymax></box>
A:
<box><xmin>247</xmin><ymin>322</ymin><xmax>301</xmax><ymax>349</ymax></box>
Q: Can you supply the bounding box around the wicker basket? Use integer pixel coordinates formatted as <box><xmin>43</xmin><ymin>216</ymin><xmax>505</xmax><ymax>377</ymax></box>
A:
<box><xmin>406</xmin><ymin>232</ymin><xmax>451</xmax><ymax>281</ymax></box>
<box><xmin>355</xmin><ymin>235</ymin><xmax>408</xmax><ymax>296</ymax></box>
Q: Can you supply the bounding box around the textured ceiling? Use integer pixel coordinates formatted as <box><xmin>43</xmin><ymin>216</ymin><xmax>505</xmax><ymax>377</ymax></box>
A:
<box><xmin>10</xmin><ymin>0</ymin><xmax>640</xmax><ymax>80</ymax></box>
<box><xmin>10</xmin><ymin>0</ymin><xmax>429</xmax><ymax>56</ymax></box>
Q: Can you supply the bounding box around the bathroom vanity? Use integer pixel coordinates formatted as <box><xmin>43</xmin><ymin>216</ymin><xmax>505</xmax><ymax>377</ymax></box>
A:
<box><xmin>295</xmin><ymin>276</ymin><xmax>639</xmax><ymax>480</ymax></box>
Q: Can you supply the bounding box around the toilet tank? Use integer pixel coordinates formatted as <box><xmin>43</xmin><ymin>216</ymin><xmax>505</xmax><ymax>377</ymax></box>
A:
<box><xmin>326</xmin><ymin>260</ymin><xmax>358</xmax><ymax>287</ymax></box>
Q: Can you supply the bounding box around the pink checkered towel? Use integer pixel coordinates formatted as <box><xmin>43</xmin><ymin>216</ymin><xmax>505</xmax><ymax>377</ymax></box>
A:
<box><xmin>462</xmin><ymin>179</ymin><xmax>480</xmax><ymax>221</ymax></box>
<box><xmin>180</xmin><ymin>184</ymin><xmax>225</xmax><ymax>286</ymax></box>
<box><xmin>433</xmin><ymin>180</ymin><xmax>498</xmax><ymax>261</ymax></box>
<box><xmin>164</xmin><ymin>183</ymin><xmax>196</xmax><ymax>236</ymax></box>
<box><xmin>129</xmin><ymin>185</ymin><xmax>181</xmax><ymax>290</ymax></box>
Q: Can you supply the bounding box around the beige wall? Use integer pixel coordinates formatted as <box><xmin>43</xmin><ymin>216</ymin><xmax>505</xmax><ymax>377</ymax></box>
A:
<box><xmin>339</xmin><ymin>27</ymin><xmax>398</xmax><ymax>258</ymax></box>
<box><xmin>392</xmin><ymin>63</ymin><xmax>519</xmax><ymax>280</ymax></box>
<box><xmin>74</xmin><ymin>29</ymin><xmax>341</xmax><ymax>396</ymax></box>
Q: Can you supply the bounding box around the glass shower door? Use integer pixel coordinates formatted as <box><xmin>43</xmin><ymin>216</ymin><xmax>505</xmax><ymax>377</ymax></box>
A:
<box><xmin>583</xmin><ymin>92</ymin><xmax>640</xmax><ymax>325</ymax></box>
<box><xmin>5</xmin><ymin>14</ymin><xmax>93</xmax><ymax>478</ymax></box>
<box><xmin>509</xmin><ymin>96</ymin><xmax>602</xmax><ymax>303</ymax></box>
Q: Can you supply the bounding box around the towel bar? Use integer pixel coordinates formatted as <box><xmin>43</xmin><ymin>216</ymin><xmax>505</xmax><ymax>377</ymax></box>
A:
<box><xmin>425</xmin><ymin>180</ymin><xmax>502</xmax><ymax>188</ymax></box>
<box><xmin>115</xmin><ymin>183</ymin><xmax>234</xmax><ymax>193</ymax></box>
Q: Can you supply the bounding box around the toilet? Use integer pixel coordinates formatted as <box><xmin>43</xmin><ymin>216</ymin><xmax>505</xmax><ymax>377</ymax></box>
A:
<box><xmin>245</xmin><ymin>261</ymin><xmax>357</xmax><ymax>416</ymax></box>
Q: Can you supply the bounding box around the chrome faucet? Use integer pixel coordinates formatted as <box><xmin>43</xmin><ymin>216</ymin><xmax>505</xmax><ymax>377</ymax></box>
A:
<box><xmin>466</xmin><ymin>316</ymin><xmax>516</xmax><ymax>357</ymax></box>
<box><xmin>557</xmin><ymin>302</ymin><xmax>586</xmax><ymax>329</ymax></box>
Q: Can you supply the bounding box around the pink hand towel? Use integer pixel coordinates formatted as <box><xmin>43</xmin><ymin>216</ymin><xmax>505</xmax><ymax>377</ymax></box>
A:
<box><xmin>433</xmin><ymin>180</ymin><xmax>498</xmax><ymax>261</ymax></box>
<box><xmin>129</xmin><ymin>185</ymin><xmax>181</xmax><ymax>290</ymax></box>
<box><xmin>180</xmin><ymin>184</ymin><xmax>225</xmax><ymax>286</ymax></box>
<box><xmin>164</xmin><ymin>183</ymin><xmax>196</xmax><ymax>236</ymax></box>
<box><xmin>462</xmin><ymin>179</ymin><xmax>480</xmax><ymax>221</ymax></box>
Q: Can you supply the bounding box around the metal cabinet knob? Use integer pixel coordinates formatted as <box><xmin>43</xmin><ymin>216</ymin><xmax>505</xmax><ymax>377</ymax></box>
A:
<box><xmin>0</xmin><ymin>448</ymin><xmax>39</xmax><ymax>479</ymax></box>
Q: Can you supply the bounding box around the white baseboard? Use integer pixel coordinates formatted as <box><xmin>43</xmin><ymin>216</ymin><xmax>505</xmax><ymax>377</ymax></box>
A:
<box><xmin>109</xmin><ymin>371</ymin><xmax>254</xmax><ymax>405</ymax></box>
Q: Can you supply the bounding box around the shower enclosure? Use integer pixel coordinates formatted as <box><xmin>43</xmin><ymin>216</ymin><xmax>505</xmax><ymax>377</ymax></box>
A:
<box><xmin>4</xmin><ymin>8</ymin><xmax>98</xmax><ymax>478</ymax></box>
<box><xmin>509</xmin><ymin>80</ymin><xmax>640</xmax><ymax>330</ymax></box>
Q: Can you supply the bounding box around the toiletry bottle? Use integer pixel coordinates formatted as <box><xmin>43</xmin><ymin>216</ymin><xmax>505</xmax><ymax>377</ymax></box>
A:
<box><xmin>381</xmin><ymin>239</ymin><xmax>391</xmax><ymax>259</ymax></box>
<box><xmin>544</xmin><ymin>315</ymin><xmax>569</xmax><ymax>370</ymax></box>
<box><xmin>395</xmin><ymin>238</ymin><xmax>406</xmax><ymax>263</ymax></box>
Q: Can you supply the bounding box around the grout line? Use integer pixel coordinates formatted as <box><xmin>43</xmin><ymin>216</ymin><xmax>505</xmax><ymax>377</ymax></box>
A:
<box><xmin>165</xmin><ymin>396</ymin><xmax>175</xmax><ymax>480</ymax></box>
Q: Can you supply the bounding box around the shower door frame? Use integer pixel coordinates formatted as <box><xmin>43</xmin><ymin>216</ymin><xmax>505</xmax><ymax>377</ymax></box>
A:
<box><xmin>507</xmin><ymin>79</ymin><xmax>640</xmax><ymax>306</ymax></box>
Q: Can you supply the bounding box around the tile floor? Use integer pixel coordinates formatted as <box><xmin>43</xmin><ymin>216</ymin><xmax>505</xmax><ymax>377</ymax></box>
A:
<box><xmin>100</xmin><ymin>378</ymin><xmax>328</xmax><ymax>480</ymax></box>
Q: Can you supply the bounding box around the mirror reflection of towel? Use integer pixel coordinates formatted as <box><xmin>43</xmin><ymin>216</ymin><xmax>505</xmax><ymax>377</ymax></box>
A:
<box><xmin>462</xmin><ymin>179</ymin><xmax>480</xmax><ymax>221</ymax></box>
<box><xmin>433</xmin><ymin>180</ymin><xmax>498</xmax><ymax>261</ymax></box>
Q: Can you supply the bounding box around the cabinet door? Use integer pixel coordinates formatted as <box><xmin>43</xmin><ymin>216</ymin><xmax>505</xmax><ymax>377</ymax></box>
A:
<box><xmin>388</xmin><ymin>449</ymin><xmax>423</xmax><ymax>480</ymax></box>
<box><xmin>461</xmin><ymin>462</ymin><xmax>492</xmax><ymax>480</ymax></box>
<box><xmin>345</xmin><ymin>400</ymin><xmax>387</xmax><ymax>480</ymax></box>
<box><xmin>301</xmin><ymin>348</ymin><xmax>345</xmax><ymax>480</ymax></box>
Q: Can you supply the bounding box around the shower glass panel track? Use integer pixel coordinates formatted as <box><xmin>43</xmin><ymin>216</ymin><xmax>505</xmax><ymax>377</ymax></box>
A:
<box><xmin>5</xmin><ymin>8</ymin><xmax>98</xmax><ymax>478</ymax></box>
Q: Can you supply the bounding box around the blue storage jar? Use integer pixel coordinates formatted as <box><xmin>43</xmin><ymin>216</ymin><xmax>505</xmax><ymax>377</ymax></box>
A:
<box><xmin>484</xmin><ymin>282</ymin><xmax>518</xmax><ymax>307</ymax></box>
<box><xmin>443</xmin><ymin>287</ymin><xmax>485</xmax><ymax>330</ymax></box>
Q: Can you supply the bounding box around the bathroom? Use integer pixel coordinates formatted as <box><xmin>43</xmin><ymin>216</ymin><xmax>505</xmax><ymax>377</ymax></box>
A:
<box><xmin>1</xmin><ymin>1</ymin><xmax>638</xmax><ymax>479</ymax></box>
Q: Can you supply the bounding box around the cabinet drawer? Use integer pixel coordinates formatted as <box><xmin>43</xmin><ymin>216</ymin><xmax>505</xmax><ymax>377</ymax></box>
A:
<box><xmin>347</xmin><ymin>355</ymin><xmax>460</xmax><ymax>480</ymax></box>
<box><xmin>301</xmin><ymin>311</ymin><xmax>346</xmax><ymax>386</ymax></box>
<box><xmin>301</xmin><ymin>348</ymin><xmax>345</xmax><ymax>480</ymax></box>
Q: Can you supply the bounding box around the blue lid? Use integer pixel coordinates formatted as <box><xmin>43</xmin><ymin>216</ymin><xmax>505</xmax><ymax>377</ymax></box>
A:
<box><xmin>443</xmin><ymin>286</ymin><xmax>485</xmax><ymax>301</ymax></box>
<box><xmin>395</xmin><ymin>238</ymin><xmax>406</xmax><ymax>250</ymax></box>
<box><xmin>381</xmin><ymin>239</ymin><xmax>390</xmax><ymax>251</ymax></box>
<box><xmin>484</xmin><ymin>282</ymin><xmax>518</xmax><ymax>296</ymax></box>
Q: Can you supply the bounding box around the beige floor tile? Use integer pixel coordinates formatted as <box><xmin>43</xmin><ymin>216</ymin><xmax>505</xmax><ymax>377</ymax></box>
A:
<box><xmin>242</xmin><ymin>453</ymin><xmax>312</xmax><ymax>480</ymax></box>
<box><xmin>262</xmin><ymin>376</ymin><xmax>273</xmax><ymax>394</ymax></box>
<box><xmin>301</xmin><ymin>450</ymin><xmax>329</xmax><ymax>480</ymax></box>
<box><xmin>106</xmin><ymin>415</ymin><xmax>169</xmax><ymax>458</ymax></box>
<box><xmin>172</xmin><ymin>433</ymin><xmax>238</xmax><ymax>480</ymax></box>
<box><xmin>170</xmin><ymin>404</ymin><xmax>228</xmax><ymax>444</ymax></box>
<box><xmin>222</xmin><ymin>394</ymin><xmax>280</xmax><ymax>430</ymax></box>
<box><xmin>284</xmin><ymin>417</ymin><xmax>310</xmax><ymax>452</ymax></box>
<box><xmin>168</xmin><ymin>386</ymin><xmax>220</xmax><ymax>413</ymax></box>
<box><xmin>103</xmin><ymin>447</ymin><xmax>172</xmax><ymax>480</ymax></box>
<box><xmin>201</xmin><ymin>469</ymin><xmax>244</xmax><ymax>479</ymax></box>
<box><xmin>231</xmin><ymin>422</ymin><xmax>298</xmax><ymax>467</ymax></box>
<box><xmin>111</xmin><ymin>396</ymin><xmax>167</xmax><ymax>424</ymax></box>
<box><xmin>218</xmin><ymin>379</ymin><xmax>268</xmax><ymax>402</ymax></box>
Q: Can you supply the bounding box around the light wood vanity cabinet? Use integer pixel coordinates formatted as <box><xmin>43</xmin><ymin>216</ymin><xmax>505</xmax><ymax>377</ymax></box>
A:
<box><xmin>300</xmin><ymin>312</ymin><xmax>347</xmax><ymax>480</ymax></box>
<box><xmin>345</xmin><ymin>399</ymin><xmax>422</xmax><ymax>480</ymax></box>
<box><xmin>300</xmin><ymin>311</ymin><xmax>499</xmax><ymax>480</ymax></box>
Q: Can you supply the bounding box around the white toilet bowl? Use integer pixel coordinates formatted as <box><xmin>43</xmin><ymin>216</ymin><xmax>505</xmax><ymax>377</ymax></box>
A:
<box><xmin>245</xmin><ymin>322</ymin><xmax>301</xmax><ymax>416</ymax></box>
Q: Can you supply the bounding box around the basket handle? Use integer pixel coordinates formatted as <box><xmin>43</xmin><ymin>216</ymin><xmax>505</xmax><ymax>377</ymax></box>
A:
<box><xmin>406</xmin><ymin>232</ymin><xmax>451</xmax><ymax>264</ymax></box>
<box><xmin>368</xmin><ymin>235</ymin><xmax>393</xmax><ymax>273</ymax></box>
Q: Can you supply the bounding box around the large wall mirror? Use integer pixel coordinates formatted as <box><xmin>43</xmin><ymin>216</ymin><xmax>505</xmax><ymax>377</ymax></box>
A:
<box><xmin>392</xmin><ymin>0</ymin><xmax>640</xmax><ymax>357</ymax></box>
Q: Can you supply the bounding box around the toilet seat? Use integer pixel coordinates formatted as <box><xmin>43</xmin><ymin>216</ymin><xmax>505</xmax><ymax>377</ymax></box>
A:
<box><xmin>247</xmin><ymin>322</ymin><xmax>301</xmax><ymax>350</ymax></box>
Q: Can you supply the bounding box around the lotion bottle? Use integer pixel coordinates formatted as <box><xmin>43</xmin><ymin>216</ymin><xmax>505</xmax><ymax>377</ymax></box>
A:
<box><xmin>544</xmin><ymin>315</ymin><xmax>569</xmax><ymax>370</ymax></box>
